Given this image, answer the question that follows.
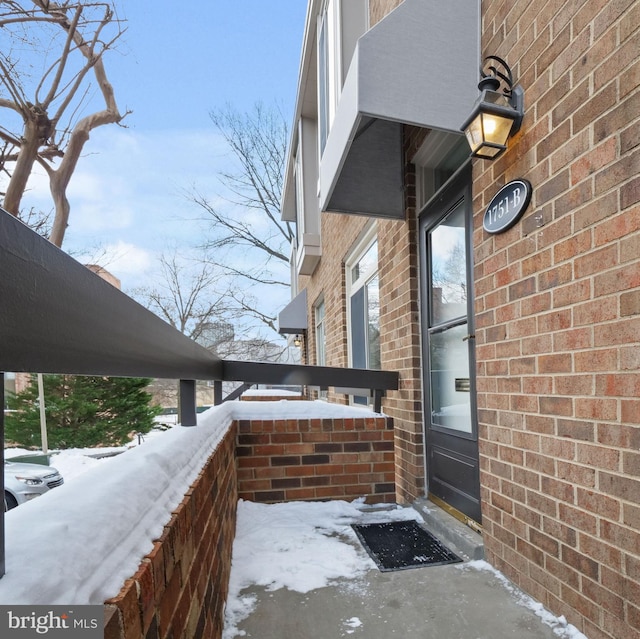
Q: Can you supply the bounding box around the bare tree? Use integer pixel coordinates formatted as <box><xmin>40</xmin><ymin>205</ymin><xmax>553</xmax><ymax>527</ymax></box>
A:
<box><xmin>189</xmin><ymin>103</ymin><xmax>294</xmax><ymax>332</ymax></box>
<box><xmin>0</xmin><ymin>0</ymin><xmax>128</xmax><ymax>247</ymax></box>
<box><xmin>131</xmin><ymin>249</ymin><xmax>300</xmax><ymax>408</ymax></box>
<box><xmin>130</xmin><ymin>251</ymin><xmax>231</xmax><ymax>342</ymax></box>
<box><xmin>432</xmin><ymin>241</ymin><xmax>467</xmax><ymax>305</ymax></box>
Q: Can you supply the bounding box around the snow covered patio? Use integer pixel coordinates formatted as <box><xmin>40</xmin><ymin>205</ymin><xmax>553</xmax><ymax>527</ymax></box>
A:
<box><xmin>223</xmin><ymin>498</ymin><xmax>587</xmax><ymax>639</ymax></box>
<box><xmin>0</xmin><ymin>399</ymin><xmax>397</xmax><ymax>638</ymax></box>
<box><xmin>0</xmin><ymin>399</ymin><xmax>588</xmax><ymax>639</ymax></box>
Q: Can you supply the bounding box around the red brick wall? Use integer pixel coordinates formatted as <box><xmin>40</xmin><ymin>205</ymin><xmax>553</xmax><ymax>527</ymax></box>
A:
<box><xmin>475</xmin><ymin>1</ymin><xmax>640</xmax><ymax>638</ymax></box>
<box><xmin>300</xmin><ymin>211</ymin><xmax>367</xmax><ymax>379</ymax></box>
<box><xmin>104</xmin><ymin>425</ymin><xmax>238</xmax><ymax>639</ymax></box>
<box><xmin>236</xmin><ymin>415</ymin><xmax>396</xmax><ymax>503</ymax></box>
<box><xmin>240</xmin><ymin>394</ymin><xmax>305</xmax><ymax>402</ymax></box>
<box><xmin>375</xmin><ymin>126</ymin><xmax>427</xmax><ymax>503</ymax></box>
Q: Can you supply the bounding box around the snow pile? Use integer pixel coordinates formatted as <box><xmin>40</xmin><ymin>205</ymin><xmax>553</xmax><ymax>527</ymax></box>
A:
<box><xmin>343</xmin><ymin>617</ymin><xmax>363</xmax><ymax>634</ymax></box>
<box><xmin>242</xmin><ymin>388</ymin><xmax>302</xmax><ymax>397</ymax></box>
<box><xmin>0</xmin><ymin>398</ymin><xmax>591</xmax><ymax>639</ymax></box>
<box><xmin>1</xmin><ymin>414</ymin><xmax>232</xmax><ymax>604</ymax></box>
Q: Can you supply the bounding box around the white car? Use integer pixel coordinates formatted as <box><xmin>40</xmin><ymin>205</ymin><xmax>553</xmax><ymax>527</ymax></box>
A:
<box><xmin>4</xmin><ymin>460</ymin><xmax>64</xmax><ymax>510</ymax></box>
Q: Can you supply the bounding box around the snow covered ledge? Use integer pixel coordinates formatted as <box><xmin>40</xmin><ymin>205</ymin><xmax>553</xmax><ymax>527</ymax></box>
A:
<box><xmin>0</xmin><ymin>400</ymin><xmax>391</xmax><ymax>639</ymax></box>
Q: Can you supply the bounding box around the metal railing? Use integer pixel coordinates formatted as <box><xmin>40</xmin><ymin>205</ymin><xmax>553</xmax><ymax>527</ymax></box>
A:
<box><xmin>0</xmin><ymin>207</ymin><xmax>399</xmax><ymax>577</ymax></box>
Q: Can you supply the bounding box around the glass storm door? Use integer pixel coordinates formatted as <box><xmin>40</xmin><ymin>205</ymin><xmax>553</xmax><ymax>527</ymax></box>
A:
<box><xmin>420</xmin><ymin>167</ymin><xmax>481</xmax><ymax>525</ymax></box>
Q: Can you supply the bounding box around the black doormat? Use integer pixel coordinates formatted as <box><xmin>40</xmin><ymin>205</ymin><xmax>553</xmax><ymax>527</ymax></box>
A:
<box><xmin>352</xmin><ymin>520</ymin><xmax>462</xmax><ymax>571</ymax></box>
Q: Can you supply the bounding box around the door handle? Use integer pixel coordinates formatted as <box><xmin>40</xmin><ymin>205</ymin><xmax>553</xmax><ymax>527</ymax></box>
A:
<box><xmin>462</xmin><ymin>334</ymin><xmax>475</xmax><ymax>342</ymax></box>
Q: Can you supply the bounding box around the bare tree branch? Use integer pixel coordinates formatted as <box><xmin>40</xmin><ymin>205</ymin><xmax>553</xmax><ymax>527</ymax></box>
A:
<box><xmin>187</xmin><ymin>102</ymin><xmax>294</xmax><ymax>334</ymax></box>
<box><xmin>0</xmin><ymin>0</ymin><xmax>129</xmax><ymax>247</ymax></box>
<box><xmin>130</xmin><ymin>251</ymin><xmax>231</xmax><ymax>341</ymax></box>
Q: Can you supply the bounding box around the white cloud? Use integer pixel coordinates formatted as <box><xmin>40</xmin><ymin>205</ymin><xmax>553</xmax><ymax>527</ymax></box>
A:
<box><xmin>3</xmin><ymin>126</ymin><xmax>229</xmax><ymax>246</ymax></box>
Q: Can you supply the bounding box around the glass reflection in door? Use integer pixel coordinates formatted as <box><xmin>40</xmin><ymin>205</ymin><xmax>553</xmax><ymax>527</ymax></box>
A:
<box><xmin>428</xmin><ymin>201</ymin><xmax>472</xmax><ymax>434</ymax></box>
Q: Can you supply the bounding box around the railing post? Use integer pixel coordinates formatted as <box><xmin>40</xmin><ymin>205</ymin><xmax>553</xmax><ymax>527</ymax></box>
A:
<box><xmin>1</xmin><ymin>372</ymin><xmax>5</xmax><ymax>578</ymax></box>
<box><xmin>373</xmin><ymin>389</ymin><xmax>383</xmax><ymax>414</ymax></box>
<box><xmin>213</xmin><ymin>380</ymin><xmax>223</xmax><ymax>406</ymax></box>
<box><xmin>179</xmin><ymin>379</ymin><xmax>197</xmax><ymax>426</ymax></box>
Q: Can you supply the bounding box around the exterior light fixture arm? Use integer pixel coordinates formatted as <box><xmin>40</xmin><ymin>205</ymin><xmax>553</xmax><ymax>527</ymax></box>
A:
<box><xmin>479</xmin><ymin>55</ymin><xmax>524</xmax><ymax>134</ymax></box>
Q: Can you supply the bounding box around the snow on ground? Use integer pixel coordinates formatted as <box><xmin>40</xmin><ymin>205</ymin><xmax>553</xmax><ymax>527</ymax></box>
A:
<box><xmin>1</xmin><ymin>398</ymin><xmax>588</xmax><ymax>639</ymax></box>
<box><xmin>221</xmin><ymin>499</ymin><xmax>589</xmax><ymax>639</ymax></box>
<box><xmin>242</xmin><ymin>388</ymin><xmax>302</xmax><ymax>397</ymax></box>
<box><xmin>222</xmin><ymin>498</ymin><xmax>422</xmax><ymax>638</ymax></box>
<box><xmin>458</xmin><ymin>561</ymin><xmax>588</xmax><ymax>639</ymax></box>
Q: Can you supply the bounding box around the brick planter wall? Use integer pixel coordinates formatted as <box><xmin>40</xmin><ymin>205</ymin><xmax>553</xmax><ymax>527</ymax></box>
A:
<box><xmin>236</xmin><ymin>415</ymin><xmax>396</xmax><ymax>503</ymax></box>
<box><xmin>104</xmin><ymin>424</ymin><xmax>238</xmax><ymax>639</ymax></box>
<box><xmin>240</xmin><ymin>394</ymin><xmax>305</xmax><ymax>402</ymax></box>
<box><xmin>103</xmin><ymin>408</ymin><xmax>398</xmax><ymax>638</ymax></box>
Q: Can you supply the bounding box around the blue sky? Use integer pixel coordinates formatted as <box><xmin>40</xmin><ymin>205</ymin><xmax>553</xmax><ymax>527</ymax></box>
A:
<box><xmin>110</xmin><ymin>1</ymin><xmax>307</xmax><ymax>131</ymax></box>
<box><xmin>17</xmin><ymin>1</ymin><xmax>307</xmax><ymax>313</ymax></box>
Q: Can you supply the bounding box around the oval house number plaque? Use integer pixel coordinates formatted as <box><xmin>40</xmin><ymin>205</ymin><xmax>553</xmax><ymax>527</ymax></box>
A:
<box><xmin>483</xmin><ymin>179</ymin><xmax>532</xmax><ymax>234</ymax></box>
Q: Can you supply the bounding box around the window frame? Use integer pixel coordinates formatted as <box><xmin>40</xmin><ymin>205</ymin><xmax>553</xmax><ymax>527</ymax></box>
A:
<box><xmin>314</xmin><ymin>296</ymin><xmax>326</xmax><ymax>368</ymax></box>
<box><xmin>318</xmin><ymin>0</ymin><xmax>342</xmax><ymax>153</ymax></box>
<box><xmin>345</xmin><ymin>227</ymin><xmax>380</xmax><ymax>373</ymax></box>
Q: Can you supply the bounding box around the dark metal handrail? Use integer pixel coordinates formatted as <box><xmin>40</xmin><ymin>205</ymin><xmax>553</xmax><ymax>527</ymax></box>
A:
<box><xmin>0</xmin><ymin>208</ymin><xmax>398</xmax><ymax>401</ymax></box>
<box><xmin>0</xmin><ymin>210</ymin><xmax>222</xmax><ymax>381</ymax></box>
<box><xmin>0</xmin><ymin>207</ymin><xmax>399</xmax><ymax>578</ymax></box>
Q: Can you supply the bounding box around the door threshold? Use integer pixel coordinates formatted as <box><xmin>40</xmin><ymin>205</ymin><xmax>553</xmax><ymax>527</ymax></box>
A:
<box><xmin>412</xmin><ymin>496</ymin><xmax>484</xmax><ymax>561</ymax></box>
<box><xmin>428</xmin><ymin>493</ymin><xmax>483</xmax><ymax>533</ymax></box>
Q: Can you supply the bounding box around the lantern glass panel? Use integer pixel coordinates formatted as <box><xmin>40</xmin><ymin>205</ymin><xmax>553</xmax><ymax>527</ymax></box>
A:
<box><xmin>480</xmin><ymin>112</ymin><xmax>514</xmax><ymax>147</ymax></box>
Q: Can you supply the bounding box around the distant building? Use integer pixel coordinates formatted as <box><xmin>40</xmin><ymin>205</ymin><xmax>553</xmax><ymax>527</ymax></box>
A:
<box><xmin>85</xmin><ymin>264</ymin><xmax>121</xmax><ymax>290</ymax></box>
<box><xmin>194</xmin><ymin>321</ymin><xmax>235</xmax><ymax>350</ymax></box>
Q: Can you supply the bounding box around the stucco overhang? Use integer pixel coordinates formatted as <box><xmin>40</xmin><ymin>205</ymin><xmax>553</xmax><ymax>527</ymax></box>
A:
<box><xmin>278</xmin><ymin>288</ymin><xmax>308</xmax><ymax>335</ymax></box>
<box><xmin>320</xmin><ymin>0</ymin><xmax>480</xmax><ymax>218</ymax></box>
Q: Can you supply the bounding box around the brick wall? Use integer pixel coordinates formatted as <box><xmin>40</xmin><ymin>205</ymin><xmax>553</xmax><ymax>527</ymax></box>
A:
<box><xmin>475</xmin><ymin>1</ymin><xmax>640</xmax><ymax>638</ymax></box>
<box><xmin>240</xmin><ymin>393</ymin><xmax>305</xmax><ymax>402</ymax></box>
<box><xmin>375</xmin><ymin>125</ymin><xmax>428</xmax><ymax>503</ymax></box>
<box><xmin>302</xmin><ymin>211</ymin><xmax>366</xmax><ymax>380</ymax></box>
<box><xmin>299</xmin><ymin>205</ymin><xmax>425</xmax><ymax>505</ymax></box>
<box><xmin>236</xmin><ymin>415</ymin><xmax>396</xmax><ymax>503</ymax></box>
<box><xmin>104</xmin><ymin>424</ymin><xmax>238</xmax><ymax>639</ymax></box>
<box><xmin>103</xmin><ymin>409</ymin><xmax>398</xmax><ymax>639</ymax></box>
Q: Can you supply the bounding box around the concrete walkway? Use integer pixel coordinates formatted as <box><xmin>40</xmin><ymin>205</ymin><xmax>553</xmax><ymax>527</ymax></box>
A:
<box><xmin>232</xmin><ymin>501</ymin><xmax>575</xmax><ymax>639</ymax></box>
<box><xmin>236</xmin><ymin>563</ymin><xmax>563</xmax><ymax>638</ymax></box>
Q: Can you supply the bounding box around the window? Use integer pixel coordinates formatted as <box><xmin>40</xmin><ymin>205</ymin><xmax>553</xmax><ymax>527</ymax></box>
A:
<box><xmin>318</xmin><ymin>0</ymin><xmax>342</xmax><ymax>153</ymax></box>
<box><xmin>413</xmin><ymin>131</ymin><xmax>470</xmax><ymax>210</ymax></box>
<box><xmin>315</xmin><ymin>298</ymin><xmax>326</xmax><ymax>367</ymax></box>
<box><xmin>314</xmin><ymin>298</ymin><xmax>328</xmax><ymax>400</ymax></box>
<box><xmin>347</xmin><ymin>232</ymin><xmax>380</xmax><ymax>403</ymax></box>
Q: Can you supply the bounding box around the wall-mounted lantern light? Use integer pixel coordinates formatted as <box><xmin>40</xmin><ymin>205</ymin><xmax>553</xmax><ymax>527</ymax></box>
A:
<box><xmin>293</xmin><ymin>335</ymin><xmax>302</xmax><ymax>348</ymax></box>
<box><xmin>461</xmin><ymin>56</ymin><xmax>524</xmax><ymax>160</ymax></box>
